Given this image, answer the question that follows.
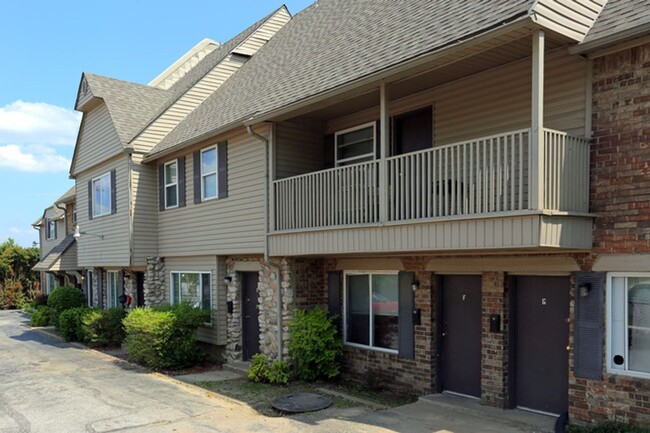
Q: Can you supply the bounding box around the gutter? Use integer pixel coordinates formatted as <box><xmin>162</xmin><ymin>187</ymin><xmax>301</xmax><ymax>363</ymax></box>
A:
<box><xmin>246</xmin><ymin>123</ymin><xmax>283</xmax><ymax>361</ymax></box>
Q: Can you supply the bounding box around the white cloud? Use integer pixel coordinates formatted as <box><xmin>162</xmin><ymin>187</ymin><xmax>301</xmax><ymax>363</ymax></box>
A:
<box><xmin>0</xmin><ymin>144</ymin><xmax>70</xmax><ymax>173</ymax></box>
<box><xmin>0</xmin><ymin>100</ymin><xmax>81</xmax><ymax>146</ymax></box>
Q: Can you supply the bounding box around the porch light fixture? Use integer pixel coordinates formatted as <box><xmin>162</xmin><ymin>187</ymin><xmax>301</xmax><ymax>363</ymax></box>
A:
<box><xmin>578</xmin><ymin>282</ymin><xmax>592</xmax><ymax>298</ymax></box>
<box><xmin>411</xmin><ymin>280</ymin><xmax>420</xmax><ymax>291</ymax></box>
<box><xmin>73</xmin><ymin>224</ymin><xmax>103</xmax><ymax>240</ymax></box>
<box><xmin>224</xmin><ymin>276</ymin><xmax>232</xmax><ymax>284</ymax></box>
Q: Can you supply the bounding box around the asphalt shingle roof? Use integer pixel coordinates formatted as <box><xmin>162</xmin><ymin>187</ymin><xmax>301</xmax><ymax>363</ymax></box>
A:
<box><xmin>55</xmin><ymin>186</ymin><xmax>75</xmax><ymax>205</ymax></box>
<box><xmin>582</xmin><ymin>0</ymin><xmax>650</xmax><ymax>44</ymax></box>
<box><xmin>32</xmin><ymin>234</ymin><xmax>76</xmax><ymax>272</ymax></box>
<box><xmin>83</xmin><ymin>74</ymin><xmax>170</xmax><ymax>146</ymax></box>
<box><xmin>148</xmin><ymin>0</ymin><xmax>534</xmax><ymax>158</ymax></box>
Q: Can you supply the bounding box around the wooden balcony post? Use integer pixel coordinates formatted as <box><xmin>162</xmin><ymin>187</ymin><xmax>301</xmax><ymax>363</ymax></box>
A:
<box><xmin>530</xmin><ymin>29</ymin><xmax>545</xmax><ymax>210</ymax></box>
<box><xmin>379</xmin><ymin>81</ymin><xmax>389</xmax><ymax>222</ymax></box>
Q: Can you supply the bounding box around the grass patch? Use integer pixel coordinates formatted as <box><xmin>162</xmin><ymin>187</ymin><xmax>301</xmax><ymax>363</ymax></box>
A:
<box><xmin>198</xmin><ymin>377</ymin><xmax>416</xmax><ymax>417</ymax></box>
<box><xmin>569</xmin><ymin>422</ymin><xmax>650</xmax><ymax>433</ymax></box>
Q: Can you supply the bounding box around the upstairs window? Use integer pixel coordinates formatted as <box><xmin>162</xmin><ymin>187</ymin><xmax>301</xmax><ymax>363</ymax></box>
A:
<box><xmin>164</xmin><ymin>160</ymin><xmax>178</xmax><ymax>208</ymax></box>
<box><xmin>335</xmin><ymin>122</ymin><xmax>376</xmax><ymax>167</ymax></box>
<box><xmin>201</xmin><ymin>147</ymin><xmax>217</xmax><ymax>200</ymax></box>
<box><xmin>46</xmin><ymin>219</ymin><xmax>57</xmax><ymax>240</ymax></box>
<box><xmin>92</xmin><ymin>172</ymin><xmax>112</xmax><ymax>217</ymax></box>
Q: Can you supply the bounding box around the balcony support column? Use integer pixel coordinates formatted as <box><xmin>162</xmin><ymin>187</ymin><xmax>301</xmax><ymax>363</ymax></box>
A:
<box><xmin>379</xmin><ymin>81</ymin><xmax>389</xmax><ymax>222</ymax></box>
<box><xmin>530</xmin><ymin>29</ymin><xmax>545</xmax><ymax>210</ymax></box>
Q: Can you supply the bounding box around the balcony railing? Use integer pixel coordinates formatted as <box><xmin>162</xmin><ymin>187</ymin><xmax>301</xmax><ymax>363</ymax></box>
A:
<box><xmin>273</xmin><ymin>128</ymin><xmax>590</xmax><ymax>231</ymax></box>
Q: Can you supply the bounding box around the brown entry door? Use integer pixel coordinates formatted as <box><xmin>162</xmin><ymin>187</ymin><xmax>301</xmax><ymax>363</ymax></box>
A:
<box><xmin>514</xmin><ymin>276</ymin><xmax>569</xmax><ymax>415</ymax></box>
<box><xmin>241</xmin><ymin>272</ymin><xmax>260</xmax><ymax>361</ymax></box>
<box><xmin>441</xmin><ymin>275</ymin><xmax>482</xmax><ymax>398</ymax></box>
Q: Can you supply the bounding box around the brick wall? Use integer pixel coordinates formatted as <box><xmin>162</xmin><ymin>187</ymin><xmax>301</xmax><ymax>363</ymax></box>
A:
<box><xmin>568</xmin><ymin>42</ymin><xmax>650</xmax><ymax>425</ymax></box>
<box><xmin>481</xmin><ymin>272</ymin><xmax>509</xmax><ymax>408</ymax></box>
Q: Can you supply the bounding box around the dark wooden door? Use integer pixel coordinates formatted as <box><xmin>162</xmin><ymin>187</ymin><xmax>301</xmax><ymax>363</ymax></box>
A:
<box><xmin>514</xmin><ymin>276</ymin><xmax>569</xmax><ymax>415</ymax></box>
<box><xmin>441</xmin><ymin>275</ymin><xmax>482</xmax><ymax>398</ymax></box>
<box><xmin>136</xmin><ymin>272</ymin><xmax>145</xmax><ymax>307</ymax></box>
<box><xmin>241</xmin><ymin>272</ymin><xmax>260</xmax><ymax>361</ymax></box>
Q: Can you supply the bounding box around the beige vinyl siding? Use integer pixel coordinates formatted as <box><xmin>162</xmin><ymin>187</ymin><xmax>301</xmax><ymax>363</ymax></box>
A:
<box><xmin>40</xmin><ymin>208</ymin><xmax>65</xmax><ymax>258</ymax></box>
<box><xmin>72</xmin><ymin>104</ymin><xmax>123</xmax><ymax>176</ymax></box>
<box><xmin>530</xmin><ymin>0</ymin><xmax>607</xmax><ymax>42</ymax></box>
<box><xmin>233</xmin><ymin>7</ymin><xmax>291</xmax><ymax>56</ymax></box>
<box><xmin>76</xmin><ymin>79</ymin><xmax>93</xmax><ymax>108</ymax></box>
<box><xmin>164</xmin><ymin>255</ymin><xmax>226</xmax><ymax>345</ymax></box>
<box><xmin>76</xmin><ymin>157</ymin><xmax>131</xmax><ymax>267</ymax></box>
<box><xmin>51</xmin><ymin>242</ymin><xmax>78</xmax><ymax>271</ymax></box>
<box><xmin>325</xmin><ymin>49</ymin><xmax>588</xmax><ymax>143</ymax></box>
<box><xmin>268</xmin><ymin>214</ymin><xmax>592</xmax><ymax>256</ymax></box>
<box><xmin>131</xmin><ymin>153</ymin><xmax>157</xmax><ymax>266</ymax></box>
<box><xmin>157</xmin><ymin>129</ymin><xmax>266</xmax><ymax>256</ymax></box>
<box><xmin>275</xmin><ymin>120</ymin><xmax>325</xmax><ymax>179</ymax></box>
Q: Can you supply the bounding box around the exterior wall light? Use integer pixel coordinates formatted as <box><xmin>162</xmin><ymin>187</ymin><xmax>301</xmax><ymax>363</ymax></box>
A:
<box><xmin>412</xmin><ymin>280</ymin><xmax>420</xmax><ymax>291</ymax></box>
<box><xmin>224</xmin><ymin>276</ymin><xmax>232</xmax><ymax>284</ymax></box>
<box><xmin>578</xmin><ymin>282</ymin><xmax>592</xmax><ymax>298</ymax></box>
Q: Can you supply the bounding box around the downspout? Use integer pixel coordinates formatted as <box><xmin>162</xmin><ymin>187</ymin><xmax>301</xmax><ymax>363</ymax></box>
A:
<box><xmin>246</xmin><ymin>123</ymin><xmax>283</xmax><ymax>360</ymax></box>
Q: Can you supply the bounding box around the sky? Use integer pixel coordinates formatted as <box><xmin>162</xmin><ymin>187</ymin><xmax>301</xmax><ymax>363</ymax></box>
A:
<box><xmin>0</xmin><ymin>0</ymin><xmax>314</xmax><ymax>247</ymax></box>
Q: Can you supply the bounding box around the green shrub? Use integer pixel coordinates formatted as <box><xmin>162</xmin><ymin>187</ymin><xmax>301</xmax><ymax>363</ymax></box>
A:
<box><xmin>33</xmin><ymin>293</ymin><xmax>48</xmax><ymax>306</ymax></box>
<box><xmin>47</xmin><ymin>286</ymin><xmax>85</xmax><ymax>327</ymax></box>
<box><xmin>30</xmin><ymin>305</ymin><xmax>53</xmax><ymax>327</ymax></box>
<box><xmin>82</xmin><ymin>308</ymin><xmax>127</xmax><ymax>347</ymax></box>
<box><xmin>123</xmin><ymin>304</ymin><xmax>210</xmax><ymax>370</ymax></box>
<box><xmin>247</xmin><ymin>353</ymin><xmax>271</xmax><ymax>382</ymax></box>
<box><xmin>570</xmin><ymin>422</ymin><xmax>650</xmax><ymax>433</ymax></box>
<box><xmin>59</xmin><ymin>307</ymin><xmax>91</xmax><ymax>342</ymax></box>
<box><xmin>268</xmin><ymin>360</ymin><xmax>290</xmax><ymax>385</ymax></box>
<box><xmin>289</xmin><ymin>307</ymin><xmax>342</xmax><ymax>381</ymax></box>
<box><xmin>0</xmin><ymin>280</ymin><xmax>28</xmax><ymax>310</ymax></box>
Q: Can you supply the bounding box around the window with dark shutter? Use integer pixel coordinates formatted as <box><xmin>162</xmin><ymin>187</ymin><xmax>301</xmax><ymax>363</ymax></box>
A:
<box><xmin>110</xmin><ymin>169</ymin><xmax>116</xmax><ymax>214</ymax></box>
<box><xmin>217</xmin><ymin>142</ymin><xmax>228</xmax><ymax>198</ymax></box>
<box><xmin>87</xmin><ymin>180</ymin><xmax>93</xmax><ymax>220</ymax></box>
<box><xmin>328</xmin><ymin>271</ymin><xmax>342</xmax><ymax>333</ymax></box>
<box><xmin>158</xmin><ymin>164</ymin><xmax>165</xmax><ymax>211</ymax></box>
<box><xmin>574</xmin><ymin>272</ymin><xmax>604</xmax><ymax>380</ymax></box>
<box><xmin>193</xmin><ymin>150</ymin><xmax>201</xmax><ymax>204</ymax></box>
<box><xmin>178</xmin><ymin>156</ymin><xmax>186</xmax><ymax>207</ymax></box>
<box><xmin>398</xmin><ymin>271</ymin><xmax>415</xmax><ymax>359</ymax></box>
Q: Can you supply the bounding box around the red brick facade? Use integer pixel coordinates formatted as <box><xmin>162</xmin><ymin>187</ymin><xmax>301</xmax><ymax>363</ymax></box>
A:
<box><xmin>481</xmin><ymin>272</ymin><xmax>509</xmax><ymax>408</ymax></box>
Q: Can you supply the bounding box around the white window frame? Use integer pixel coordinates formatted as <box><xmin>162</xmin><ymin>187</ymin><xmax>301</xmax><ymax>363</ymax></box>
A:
<box><xmin>606</xmin><ymin>272</ymin><xmax>650</xmax><ymax>379</ymax></box>
<box><xmin>170</xmin><ymin>271</ymin><xmax>212</xmax><ymax>324</ymax></box>
<box><xmin>106</xmin><ymin>271</ymin><xmax>120</xmax><ymax>309</ymax></box>
<box><xmin>200</xmin><ymin>147</ymin><xmax>218</xmax><ymax>201</ymax></box>
<box><xmin>46</xmin><ymin>220</ymin><xmax>56</xmax><ymax>240</ymax></box>
<box><xmin>343</xmin><ymin>270</ymin><xmax>399</xmax><ymax>354</ymax></box>
<box><xmin>45</xmin><ymin>273</ymin><xmax>57</xmax><ymax>294</ymax></box>
<box><xmin>334</xmin><ymin>122</ymin><xmax>376</xmax><ymax>167</ymax></box>
<box><xmin>164</xmin><ymin>160</ymin><xmax>179</xmax><ymax>209</ymax></box>
<box><xmin>92</xmin><ymin>172</ymin><xmax>112</xmax><ymax>218</ymax></box>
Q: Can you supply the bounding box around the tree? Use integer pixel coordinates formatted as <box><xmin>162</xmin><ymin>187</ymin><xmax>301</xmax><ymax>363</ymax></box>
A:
<box><xmin>0</xmin><ymin>238</ymin><xmax>40</xmax><ymax>287</ymax></box>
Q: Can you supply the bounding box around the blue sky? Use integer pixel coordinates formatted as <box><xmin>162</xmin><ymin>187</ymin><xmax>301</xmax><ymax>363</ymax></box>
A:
<box><xmin>0</xmin><ymin>0</ymin><xmax>313</xmax><ymax>247</ymax></box>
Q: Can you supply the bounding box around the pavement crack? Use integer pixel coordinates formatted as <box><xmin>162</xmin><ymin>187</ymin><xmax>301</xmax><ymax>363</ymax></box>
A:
<box><xmin>0</xmin><ymin>393</ymin><xmax>32</xmax><ymax>433</ymax></box>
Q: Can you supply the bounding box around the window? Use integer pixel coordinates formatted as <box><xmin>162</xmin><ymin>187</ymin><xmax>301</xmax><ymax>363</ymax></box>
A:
<box><xmin>164</xmin><ymin>160</ymin><xmax>178</xmax><ymax>208</ymax></box>
<box><xmin>170</xmin><ymin>271</ymin><xmax>211</xmax><ymax>311</ymax></box>
<box><xmin>92</xmin><ymin>172</ymin><xmax>112</xmax><ymax>217</ymax></box>
<box><xmin>608</xmin><ymin>274</ymin><xmax>650</xmax><ymax>377</ymax></box>
<box><xmin>106</xmin><ymin>271</ymin><xmax>120</xmax><ymax>308</ymax></box>
<box><xmin>45</xmin><ymin>273</ymin><xmax>57</xmax><ymax>294</ymax></box>
<box><xmin>201</xmin><ymin>148</ymin><xmax>217</xmax><ymax>200</ymax></box>
<box><xmin>344</xmin><ymin>272</ymin><xmax>399</xmax><ymax>352</ymax></box>
<box><xmin>46</xmin><ymin>220</ymin><xmax>57</xmax><ymax>240</ymax></box>
<box><xmin>335</xmin><ymin>122</ymin><xmax>375</xmax><ymax>167</ymax></box>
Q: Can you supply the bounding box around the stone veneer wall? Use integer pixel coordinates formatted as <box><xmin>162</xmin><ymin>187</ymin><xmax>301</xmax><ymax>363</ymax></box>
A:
<box><xmin>143</xmin><ymin>257</ymin><xmax>165</xmax><ymax>307</ymax></box>
<box><xmin>332</xmin><ymin>257</ymin><xmax>436</xmax><ymax>395</ymax></box>
<box><xmin>224</xmin><ymin>256</ymin><xmax>326</xmax><ymax>362</ymax></box>
<box><xmin>91</xmin><ymin>268</ymin><xmax>100</xmax><ymax>307</ymax></box>
<box><xmin>568</xmin><ymin>42</ymin><xmax>650</xmax><ymax>426</ymax></box>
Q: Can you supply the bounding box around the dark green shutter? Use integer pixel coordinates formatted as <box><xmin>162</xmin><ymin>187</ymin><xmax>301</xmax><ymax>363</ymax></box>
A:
<box><xmin>574</xmin><ymin>272</ymin><xmax>605</xmax><ymax>380</ymax></box>
<box><xmin>96</xmin><ymin>270</ymin><xmax>103</xmax><ymax>309</ymax></box>
<box><xmin>118</xmin><ymin>271</ymin><xmax>124</xmax><ymax>296</ymax></box>
<box><xmin>178</xmin><ymin>156</ymin><xmax>186</xmax><ymax>207</ymax></box>
<box><xmin>217</xmin><ymin>142</ymin><xmax>228</xmax><ymax>199</ymax></box>
<box><xmin>110</xmin><ymin>169</ymin><xmax>117</xmax><ymax>214</ymax></box>
<box><xmin>158</xmin><ymin>164</ymin><xmax>165</xmax><ymax>211</ymax></box>
<box><xmin>398</xmin><ymin>271</ymin><xmax>415</xmax><ymax>359</ymax></box>
<box><xmin>328</xmin><ymin>271</ymin><xmax>342</xmax><ymax>333</ymax></box>
<box><xmin>193</xmin><ymin>151</ymin><xmax>201</xmax><ymax>204</ymax></box>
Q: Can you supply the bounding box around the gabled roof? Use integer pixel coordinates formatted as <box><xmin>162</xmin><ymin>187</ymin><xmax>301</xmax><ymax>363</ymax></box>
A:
<box><xmin>55</xmin><ymin>186</ymin><xmax>76</xmax><ymax>205</ymax></box>
<box><xmin>32</xmin><ymin>206</ymin><xmax>64</xmax><ymax>227</ymax></box>
<box><xmin>32</xmin><ymin>234</ymin><xmax>77</xmax><ymax>272</ymax></box>
<box><xmin>577</xmin><ymin>0</ymin><xmax>650</xmax><ymax>50</ymax></box>
<box><xmin>80</xmin><ymin>74</ymin><xmax>170</xmax><ymax>146</ymax></box>
<box><xmin>129</xmin><ymin>6</ymin><xmax>289</xmax><ymax>146</ymax></box>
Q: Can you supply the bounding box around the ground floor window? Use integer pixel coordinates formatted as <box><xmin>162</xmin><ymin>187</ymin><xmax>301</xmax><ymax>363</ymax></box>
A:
<box><xmin>45</xmin><ymin>273</ymin><xmax>57</xmax><ymax>294</ymax></box>
<box><xmin>106</xmin><ymin>271</ymin><xmax>120</xmax><ymax>308</ymax></box>
<box><xmin>170</xmin><ymin>271</ymin><xmax>211</xmax><ymax>311</ymax></box>
<box><xmin>344</xmin><ymin>272</ymin><xmax>399</xmax><ymax>352</ymax></box>
<box><xmin>608</xmin><ymin>274</ymin><xmax>650</xmax><ymax>377</ymax></box>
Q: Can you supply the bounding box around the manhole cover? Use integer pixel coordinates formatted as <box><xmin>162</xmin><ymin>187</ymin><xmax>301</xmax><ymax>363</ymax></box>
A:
<box><xmin>271</xmin><ymin>392</ymin><xmax>333</xmax><ymax>413</ymax></box>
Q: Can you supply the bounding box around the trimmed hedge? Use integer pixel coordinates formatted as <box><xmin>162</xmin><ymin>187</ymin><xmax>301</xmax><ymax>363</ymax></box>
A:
<box><xmin>47</xmin><ymin>286</ymin><xmax>85</xmax><ymax>328</ymax></box>
<box><xmin>30</xmin><ymin>305</ymin><xmax>53</xmax><ymax>327</ymax></box>
<box><xmin>123</xmin><ymin>304</ymin><xmax>210</xmax><ymax>370</ymax></box>
<box><xmin>82</xmin><ymin>308</ymin><xmax>127</xmax><ymax>347</ymax></box>
<box><xmin>60</xmin><ymin>307</ymin><xmax>90</xmax><ymax>342</ymax></box>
